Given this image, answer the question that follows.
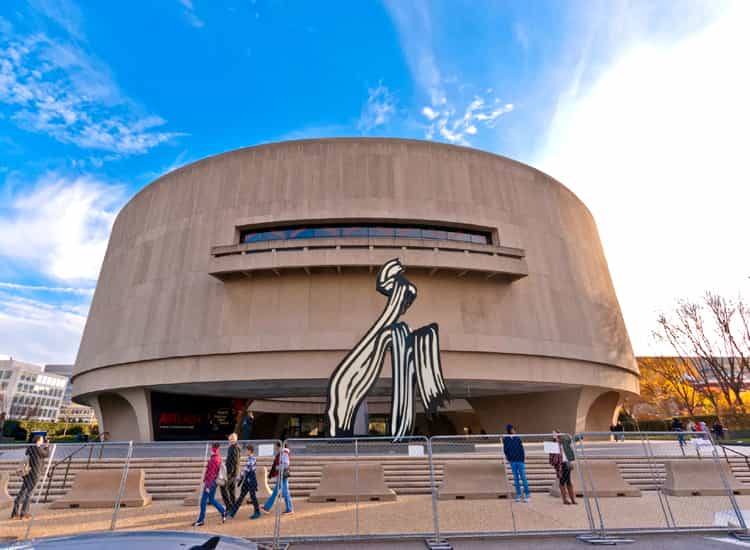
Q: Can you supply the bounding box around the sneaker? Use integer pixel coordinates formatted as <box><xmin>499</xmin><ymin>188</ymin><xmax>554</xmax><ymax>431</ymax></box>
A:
<box><xmin>524</xmin><ymin>494</ymin><xmax>531</xmax><ymax>501</ymax></box>
<box><xmin>261</xmin><ymin>507</ymin><xmax>271</xmax><ymax>515</ymax></box>
<box><xmin>250</xmin><ymin>511</ymin><xmax>261</xmax><ymax>519</ymax></box>
<box><xmin>514</xmin><ymin>496</ymin><xmax>522</xmax><ymax>502</ymax></box>
<box><xmin>192</xmin><ymin>520</ymin><xmax>204</xmax><ymax>527</ymax></box>
<box><xmin>221</xmin><ymin>513</ymin><xmax>227</xmax><ymax>524</ymax></box>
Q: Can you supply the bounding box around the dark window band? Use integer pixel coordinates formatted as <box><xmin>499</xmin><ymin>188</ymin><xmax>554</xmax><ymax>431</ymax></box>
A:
<box><xmin>240</xmin><ymin>223</ymin><xmax>491</xmax><ymax>245</ymax></box>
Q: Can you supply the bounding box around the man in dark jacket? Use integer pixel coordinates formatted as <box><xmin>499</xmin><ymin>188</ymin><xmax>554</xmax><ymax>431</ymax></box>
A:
<box><xmin>11</xmin><ymin>434</ymin><xmax>50</xmax><ymax>519</ymax></box>
<box><xmin>503</xmin><ymin>424</ymin><xmax>530</xmax><ymax>502</ymax></box>
<box><xmin>220</xmin><ymin>433</ymin><xmax>241</xmax><ymax>510</ymax></box>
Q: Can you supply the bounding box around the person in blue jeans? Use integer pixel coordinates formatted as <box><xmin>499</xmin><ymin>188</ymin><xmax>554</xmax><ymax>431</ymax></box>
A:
<box><xmin>193</xmin><ymin>442</ymin><xmax>227</xmax><ymax>527</ymax></box>
<box><xmin>262</xmin><ymin>442</ymin><xmax>293</xmax><ymax>515</ymax></box>
<box><xmin>503</xmin><ymin>424</ymin><xmax>530</xmax><ymax>502</ymax></box>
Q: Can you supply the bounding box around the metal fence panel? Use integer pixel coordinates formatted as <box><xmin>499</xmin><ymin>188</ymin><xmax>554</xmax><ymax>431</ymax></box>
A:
<box><xmin>575</xmin><ymin>431</ymin><xmax>746</xmax><ymax>535</ymax></box>
<box><xmin>281</xmin><ymin>437</ymin><xmax>359</xmax><ymax>540</ymax></box>
<box><xmin>430</xmin><ymin>433</ymin><xmax>590</xmax><ymax>538</ymax></box>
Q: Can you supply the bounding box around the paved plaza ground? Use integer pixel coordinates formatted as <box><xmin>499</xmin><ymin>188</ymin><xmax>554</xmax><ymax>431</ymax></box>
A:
<box><xmin>1</xmin><ymin>492</ymin><xmax>749</xmax><ymax>544</ymax></box>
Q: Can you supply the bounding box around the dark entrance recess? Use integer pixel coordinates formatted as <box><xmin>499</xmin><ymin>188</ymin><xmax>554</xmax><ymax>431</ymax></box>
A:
<box><xmin>151</xmin><ymin>391</ymin><xmax>239</xmax><ymax>441</ymax></box>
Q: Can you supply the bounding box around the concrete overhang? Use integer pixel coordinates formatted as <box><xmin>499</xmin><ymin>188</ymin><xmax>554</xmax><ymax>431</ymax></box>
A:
<box><xmin>208</xmin><ymin>237</ymin><xmax>528</xmax><ymax>280</ymax></box>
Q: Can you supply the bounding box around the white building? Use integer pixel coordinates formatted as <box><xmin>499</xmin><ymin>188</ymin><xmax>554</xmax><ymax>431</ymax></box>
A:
<box><xmin>45</xmin><ymin>364</ymin><xmax>97</xmax><ymax>424</ymax></box>
<box><xmin>0</xmin><ymin>358</ymin><xmax>68</xmax><ymax>422</ymax></box>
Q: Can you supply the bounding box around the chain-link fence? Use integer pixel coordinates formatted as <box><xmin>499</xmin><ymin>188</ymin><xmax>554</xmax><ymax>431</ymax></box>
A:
<box><xmin>2</xmin><ymin>432</ymin><xmax>749</xmax><ymax>546</ymax></box>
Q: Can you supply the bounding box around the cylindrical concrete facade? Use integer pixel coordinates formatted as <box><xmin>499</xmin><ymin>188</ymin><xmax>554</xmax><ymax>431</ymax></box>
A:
<box><xmin>73</xmin><ymin>138</ymin><xmax>638</xmax><ymax>441</ymax></box>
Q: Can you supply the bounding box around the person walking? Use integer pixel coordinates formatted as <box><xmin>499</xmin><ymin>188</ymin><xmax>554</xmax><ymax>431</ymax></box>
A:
<box><xmin>548</xmin><ymin>429</ymin><xmax>577</xmax><ymax>505</ymax></box>
<box><xmin>713</xmin><ymin>420</ymin><xmax>725</xmax><ymax>441</ymax></box>
<box><xmin>220</xmin><ymin>433</ymin><xmax>240</xmax><ymax>511</ymax></box>
<box><xmin>503</xmin><ymin>424</ymin><xmax>530</xmax><ymax>502</ymax></box>
<box><xmin>262</xmin><ymin>442</ymin><xmax>293</xmax><ymax>515</ymax></box>
<box><xmin>229</xmin><ymin>444</ymin><xmax>261</xmax><ymax>519</ymax></box>
<box><xmin>192</xmin><ymin>442</ymin><xmax>226</xmax><ymax>527</ymax></box>
<box><xmin>671</xmin><ymin>417</ymin><xmax>685</xmax><ymax>448</ymax></box>
<box><xmin>11</xmin><ymin>434</ymin><xmax>50</xmax><ymax>519</ymax></box>
<box><xmin>686</xmin><ymin>419</ymin><xmax>696</xmax><ymax>432</ymax></box>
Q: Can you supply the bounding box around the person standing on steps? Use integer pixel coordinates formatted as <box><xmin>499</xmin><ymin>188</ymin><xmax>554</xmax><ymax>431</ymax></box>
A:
<box><xmin>192</xmin><ymin>442</ymin><xmax>226</xmax><ymax>527</ymax></box>
<box><xmin>239</xmin><ymin>409</ymin><xmax>254</xmax><ymax>441</ymax></box>
<box><xmin>220</xmin><ymin>433</ymin><xmax>240</xmax><ymax>511</ymax></box>
<box><xmin>262</xmin><ymin>442</ymin><xmax>293</xmax><ymax>515</ymax></box>
<box><xmin>10</xmin><ymin>434</ymin><xmax>50</xmax><ymax>520</ymax></box>
<box><xmin>228</xmin><ymin>444</ymin><xmax>261</xmax><ymax>519</ymax></box>
<box><xmin>549</xmin><ymin>429</ymin><xmax>577</xmax><ymax>505</ymax></box>
<box><xmin>503</xmin><ymin>424</ymin><xmax>530</xmax><ymax>503</ymax></box>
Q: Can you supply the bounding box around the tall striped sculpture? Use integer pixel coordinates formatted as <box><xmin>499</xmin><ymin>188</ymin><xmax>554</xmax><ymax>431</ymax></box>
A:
<box><xmin>326</xmin><ymin>258</ymin><xmax>449</xmax><ymax>439</ymax></box>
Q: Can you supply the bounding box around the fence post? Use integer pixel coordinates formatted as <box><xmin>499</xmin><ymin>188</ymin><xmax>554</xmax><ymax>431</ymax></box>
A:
<box><xmin>354</xmin><ymin>438</ymin><xmax>360</xmax><ymax>537</ymax></box>
<box><xmin>426</xmin><ymin>437</ymin><xmax>442</xmax><ymax>544</ymax></box>
<box><xmin>24</xmin><ymin>442</ymin><xmax>57</xmax><ymax>541</ymax></box>
<box><xmin>709</xmin><ymin>432</ymin><xmax>748</xmax><ymax>533</ymax></box>
<box><xmin>642</xmin><ymin>432</ymin><xmax>675</xmax><ymax>528</ymax></box>
<box><xmin>110</xmin><ymin>441</ymin><xmax>134</xmax><ymax>531</ymax></box>
<box><xmin>573</xmin><ymin>434</ymin><xmax>604</xmax><ymax>536</ymax></box>
<box><xmin>272</xmin><ymin>439</ymin><xmax>283</xmax><ymax>549</ymax></box>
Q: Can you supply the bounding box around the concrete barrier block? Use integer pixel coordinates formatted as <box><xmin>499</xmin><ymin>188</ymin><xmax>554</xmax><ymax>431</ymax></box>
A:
<box><xmin>438</xmin><ymin>459</ymin><xmax>514</xmax><ymax>500</ymax></box>
<box><xmin>663</xmin><ymin>459</ymin><xmax>750</xmax><ymax>496</ymax></box>
<box><xmin>568</xmin><ymin>461</ymin><xmax>641</xmax><ymax>497</ymax></box>
<box><xmin>308</xmin><ymin>463</ymin><xmax>396</xmax><ymax>502</ymax></box>
<box><xmin>50</xmin><ymin>469</ymin><xmax>152</xmax><ymax>509</ymax></box>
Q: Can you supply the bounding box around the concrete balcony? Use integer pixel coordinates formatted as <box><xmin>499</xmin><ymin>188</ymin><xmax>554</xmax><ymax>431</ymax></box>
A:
<box><xmin>209</xmin><ymin>237</ymin><xmax>528</xmax><ymax>280</ymax></box>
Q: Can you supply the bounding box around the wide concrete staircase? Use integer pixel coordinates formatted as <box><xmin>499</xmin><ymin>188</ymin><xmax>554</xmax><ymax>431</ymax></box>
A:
<box><xmin>2</xmin><ymin>445</ymin><xmax>749</xmax><ymax>504</ymax></box>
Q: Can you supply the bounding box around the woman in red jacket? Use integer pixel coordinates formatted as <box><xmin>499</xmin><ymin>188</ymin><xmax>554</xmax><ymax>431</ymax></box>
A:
<box><xmin>192</xmin><ymin>442</ymin><xmax>227</xmax><ymax>527</ymax></box>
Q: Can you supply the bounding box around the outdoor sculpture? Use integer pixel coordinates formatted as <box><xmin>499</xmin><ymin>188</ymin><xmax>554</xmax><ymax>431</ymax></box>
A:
<box><xmin>326</xmin><ymin>258</ymin><xmax>449</xmax><ymax>439</ymax></box>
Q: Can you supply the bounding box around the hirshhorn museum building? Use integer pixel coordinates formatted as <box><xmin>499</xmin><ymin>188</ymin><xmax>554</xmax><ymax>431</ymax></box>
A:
<box><xmin>73</xmin><ymin>138</ymin><xmax>639</xmax><ymax>442</ymax></box>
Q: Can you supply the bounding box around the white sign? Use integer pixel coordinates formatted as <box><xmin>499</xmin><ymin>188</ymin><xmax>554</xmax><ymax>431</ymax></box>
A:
<box><xmin>543</xmin><ymin>441</ymin><xmax>561</xmax><ymax>454</ymax></box>
<box><xmin>257</xmin><ymin>444</ymin><xmax>275</xmax><ymax>457</ymax></box>
<box><xmin>408</xmin><ymin>444</ymin><xmax>425</xmax><ymax>457</ymax></box>
<box><xmin>693</xmin><ymin>438</ymin><xmax>714</xmax><ymax>448</ymax></box>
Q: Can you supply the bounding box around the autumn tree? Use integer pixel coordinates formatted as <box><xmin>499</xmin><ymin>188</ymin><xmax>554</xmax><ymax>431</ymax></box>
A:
<box><xmin>656</xmin><ymin>292</ymin><xmax>750</xmax><ymax>419</ymax></box>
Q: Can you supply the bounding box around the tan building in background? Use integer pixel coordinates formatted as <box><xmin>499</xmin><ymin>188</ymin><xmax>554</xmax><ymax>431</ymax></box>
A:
<box><xmin>72</xmin><ymin>138</ymin><xmax>639</xmax><ymax>441</ymax></box>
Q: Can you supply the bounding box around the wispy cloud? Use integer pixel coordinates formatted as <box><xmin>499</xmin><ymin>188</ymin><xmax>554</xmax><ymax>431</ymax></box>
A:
<box><xmin>0</xmin><ymin>173</ymin><xmax>124</xmax><ymax>281</ymax></box>
<box><xmin>0</xmin><ymin>292</ymin><xmax>88</xmax><ymax>364</ymax></box>
<box><xmin>420</xmin><ymin>94</ymin><xmax>514</xmax><ymax>145</ymax></box>
<box><xmin>29</xmin><ymin>0</ymin><xmax>85</xmax><ymax>40</ymax></box>
<box><xmin>384</xmin><ymin>1</ymin><xmax>514</xmax><ymax>145</ymax></box>
<box><xmin>0</xmin><ymin>29</ymin><xmax>183</xmax><ymax>155</ymax></box>
<box><xmin>0</xmin><ymin>282</ymin><xmax>94</xmax><ymax>295</ymax></box>
<box><xmin>178</xmin><ymin>0</ymin><xmax>205</xmax><ymax>28</ymax></box>
<box><xmin>357</xmin><ymin>83</ymin><xmax>396</xmax><ymax>133</ymax></box>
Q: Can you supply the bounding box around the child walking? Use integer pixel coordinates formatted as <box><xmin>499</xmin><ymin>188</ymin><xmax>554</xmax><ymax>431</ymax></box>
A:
<box><xmin>229</xmin><ymin>444</ymin><xmax>261</xmax><ymax>519</ymax></box>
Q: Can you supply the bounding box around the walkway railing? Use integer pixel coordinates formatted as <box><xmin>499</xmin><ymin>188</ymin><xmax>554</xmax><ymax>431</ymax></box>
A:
<box><xmin>1</xmin><ymin>432</ymin><xmax>748</xmax><ymax>548</ymax></box>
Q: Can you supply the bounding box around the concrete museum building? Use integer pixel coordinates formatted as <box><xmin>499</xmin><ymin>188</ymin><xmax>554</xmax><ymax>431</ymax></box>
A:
<box><xmin>73</xmin><ymin>139</ymin><xmax>639</xmax><ymax>442</ymax></box>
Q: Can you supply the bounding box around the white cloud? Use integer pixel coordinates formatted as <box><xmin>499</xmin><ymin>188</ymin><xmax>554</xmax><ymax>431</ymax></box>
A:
<box><xmin>535</xmin><ymin>2</ymin><xmax>750</xmax><ymax>354</ymax></box>
<box><xmin>178</xmin><ymin>0</ymin><xmax>205</xmax><ymax>28</ymax></box>
<box><xmin>0</xmin><ymin>173</ymin><xmax>124</xmax><ymax>281</ymax></box>
<box><xmin>423</xmin><ymin>94</ymin><xmax>514</xmax><ymax>145</ymax></box>
<box><xmin>357</xmin><ymin>83</ymin><xmax>396</xmax><ymax>133</ymax></box>
<box><xmin>0</xmin><ymin>282</ymin><xmax>93</xmax><ymax>295</ymax></box>
<box><xmin>29</xmin><ymin>0</ymin><xmax>85</xmax><ymax>40</ymax></box>
<box><xmin>0</xmin><ymin>292</ymin><xmax>87</xmax><ymax>364</ymax></box>
<box><xmin>0</xmin><ymin>31</ymin><xmax>183</xmax><ymax>155</ymax></box>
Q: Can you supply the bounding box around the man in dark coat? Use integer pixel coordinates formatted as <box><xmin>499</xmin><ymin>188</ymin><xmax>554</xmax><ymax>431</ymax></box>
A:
<box><xmin>503</xmin><ymin>424</ymin><xmax>530</xmax><ymax>502</ymax></box>
<box><xmin>11</xmin><ymin>434</ymin><xmax>50</xmax><ymax>519</ymax></box>
<box><xmin>220</xmin><ymin>432</ymin><xmax>241</xmax><ymax>510</ymax></box>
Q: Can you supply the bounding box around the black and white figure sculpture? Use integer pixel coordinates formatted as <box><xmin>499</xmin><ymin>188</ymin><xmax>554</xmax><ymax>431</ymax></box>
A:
<box><xmin>326</xmin><ymin>258</ymin><xmax>449</xmax><ymax>439</ymax></box>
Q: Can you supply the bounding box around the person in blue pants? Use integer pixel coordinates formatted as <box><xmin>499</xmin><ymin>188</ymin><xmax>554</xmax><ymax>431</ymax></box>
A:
<box><xmin>262</xmin><ymin>442</ymin><xmax>293</xmax><ymax>514</ymax></box>
<box><xmin>503</xmin><ymin>424</ymin><xmax>530</xmax><ymax>502</ymax></box>
<box><xmin>193</xmin><ymin>442</ymin><xmax>227</xmax><ymax>527</ymax></box>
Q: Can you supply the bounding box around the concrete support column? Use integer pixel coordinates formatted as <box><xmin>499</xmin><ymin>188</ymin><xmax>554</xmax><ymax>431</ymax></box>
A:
<box><xmin>118</xmin><ymin>388</ymin><xmax>154</xmax><ymax>442</ymax></box>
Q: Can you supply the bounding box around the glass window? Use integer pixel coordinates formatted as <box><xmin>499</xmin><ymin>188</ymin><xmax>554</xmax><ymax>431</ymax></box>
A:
<box><xmin>313</xmin><ymin>227</ymin><xmax>340</xmax><ymax>238</ymax></box>
<box><xmin>369</xmin><ymin>227</ymin><xmax>395</xmax><ymax>238</ymax></box>
<box><xmin>288</xmin><ymin>228</ymin><xmax>314</xmax><ymax>239</ymax></box>
<box><xmin>422</xmin><ymin>229</ymin><xmax>447</xmax><ymax>240</ymax></box>
<box><xmin>341</xmin><ymin>227</ymin><xmax>368</xmax><ymax>237</ymax></box>
<box><xmin>396</xmin><ymin>227</ymin><xmax>421</xmax><ymax>239</ymax></box>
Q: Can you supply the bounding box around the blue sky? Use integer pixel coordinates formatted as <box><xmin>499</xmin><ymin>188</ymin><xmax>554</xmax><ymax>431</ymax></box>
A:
<box><xmin>1</xmin><ymin>0</ymin><xmax>748</xmax><ymax>364</ymax></box>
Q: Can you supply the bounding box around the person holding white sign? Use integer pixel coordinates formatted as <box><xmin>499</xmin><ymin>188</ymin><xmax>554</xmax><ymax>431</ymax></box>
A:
<box><xmin>548</xmin><ymin>429</ymin><xmax>577</xmax><ymax>505</ymax></box>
